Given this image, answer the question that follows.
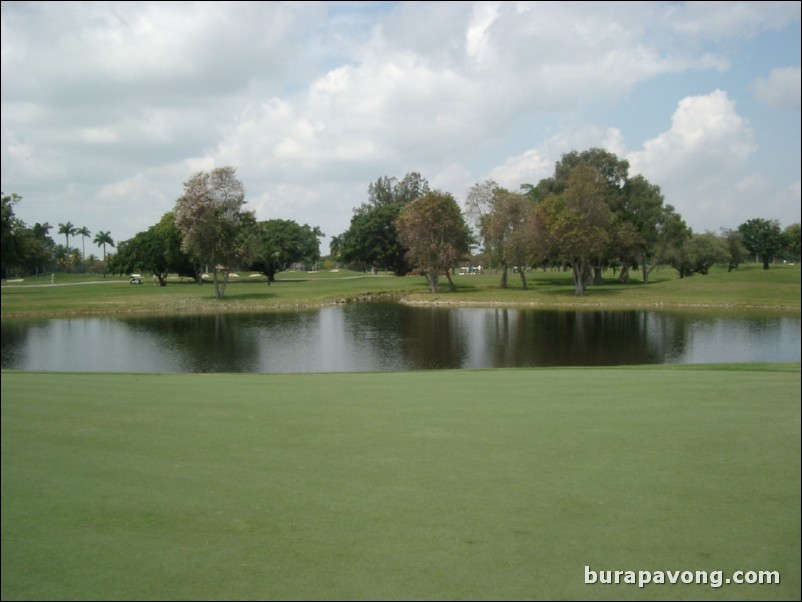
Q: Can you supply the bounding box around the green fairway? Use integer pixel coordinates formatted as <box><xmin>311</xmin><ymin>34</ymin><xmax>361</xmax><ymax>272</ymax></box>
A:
<box><xmin>2</xmin><ymin>365</ymin><xmax>800</xmax><ymax>600</ymax></box>
<box><xmin>2</xmin><ymin>263</ymin><xmax>800</xmax><ymax>317</ymax></box>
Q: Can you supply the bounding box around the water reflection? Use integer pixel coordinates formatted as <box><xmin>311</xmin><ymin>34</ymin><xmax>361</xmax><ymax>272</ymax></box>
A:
<box><xmin>1</xmin><ymin>304</ymin><xmax>799</xmax><ymax>373</ymax></box>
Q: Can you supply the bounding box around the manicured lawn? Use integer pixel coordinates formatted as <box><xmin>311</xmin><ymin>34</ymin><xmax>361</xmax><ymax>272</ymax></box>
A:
<box><xmin>2</xmin><ymin>365</ymin><xmax>799</xmax><ymax>600</ymax></box>
<box><xmin>2</xmin><ymin>263</ymin><xmax>801</xmax><ymax>317</ymax></box>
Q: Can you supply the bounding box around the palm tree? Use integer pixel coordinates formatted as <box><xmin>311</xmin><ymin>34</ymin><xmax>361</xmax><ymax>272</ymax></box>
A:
<box><xmin>32</xmin><ymin>222</ymin><xmax>52</xmax><ymax>239</ymax></box>
<box><xmin>76</xmin><ymin>226</ymin><xmax>91</xmax><ymax>272</ymax></box>
<box><xmin>93</xmin><ymin>231</ymin><xmax>115</xmax><ymax>277</ymax></box>
<box><xmin>58</xmin><ymin>222</ymin><xmax>76</xmax><ymax>250</ymax></box>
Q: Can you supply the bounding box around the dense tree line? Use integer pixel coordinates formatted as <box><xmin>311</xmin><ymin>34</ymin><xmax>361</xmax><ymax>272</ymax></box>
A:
<box><xmin>112</xmin><ymin>167</ymin><xmax>324</xmax><ymax>299</ymax></box>
<box><xmin>3</xmin><ymin>151</ymin><xmax>801</xmax><ymax>298</ymax></box>
<box><xmin>333</xmin><ymin>150</ymin><xmax>800</xmax><ymax>296</ymax></box>
<box><xmin>2</xmin><ymin>192</ymin><xmax>112</xmax><ymax>278</ymax></box>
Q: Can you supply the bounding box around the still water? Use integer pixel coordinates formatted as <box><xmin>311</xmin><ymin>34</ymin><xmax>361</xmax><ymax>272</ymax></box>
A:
<box><xmin>2</xmin><ymin>303</ymin><xmax>800</xmax><ymax>373</ymax></box>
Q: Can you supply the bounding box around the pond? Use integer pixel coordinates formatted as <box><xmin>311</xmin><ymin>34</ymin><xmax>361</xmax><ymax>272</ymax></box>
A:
<box><xmin>1</xmin><ymin>303</ymin><xmax>799</xmax><ymax>373</ymax></box>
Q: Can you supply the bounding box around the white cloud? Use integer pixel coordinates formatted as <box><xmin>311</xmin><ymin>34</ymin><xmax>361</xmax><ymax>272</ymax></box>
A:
<box><xmin>99</xmin><ymin>174</ymin><xmax>146</xmax><ymax>198</ymax></box>
<box><xmin>662</xmin><ymin>0</ymin><xmax>799</xmax><ymax>40</ymax></box>
<box><xmin>2</xmin><ymin>1</ymin><xmax>800</xmax><ymax>247</ymax></box>
<box><xmin>627</xmin><ymin>90</ymin><xmax>762</xmax><ymax>230</ymax></box>
<box><xmin>753</xmin><ymin>66</ymin><xmax>802</xmax><ymax>109</ymax></box>
<box><xmin>489</xmin><ymin>149</ymin><xmax>552</xmax><ymax>190</ymax></box>
<box><xmin>628</xmin><ymin>90</ymin><xmax>755</xmax><ymax>179</ymax></box>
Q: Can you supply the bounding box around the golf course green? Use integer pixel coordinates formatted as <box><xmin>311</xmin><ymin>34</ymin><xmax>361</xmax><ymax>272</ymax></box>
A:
<box><xmin>2</xmin><ymin>365</ymin><xmax>800</xmax><ymax>600</ymax></box>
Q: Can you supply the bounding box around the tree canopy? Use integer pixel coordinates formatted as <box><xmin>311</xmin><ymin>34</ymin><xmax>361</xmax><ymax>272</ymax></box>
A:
<box><xmin>337</xmin><ymin>172</ymin><xmax>430</xmax><ymax>274</ymax></box>
<box><xmin>113</xmin><ymin>213</ymin><xmax>195</xmax><ymax>286</ymax></box>
<box><xmin>253</xmin><ymin>219</ymin><xmax>323</xmax><ymax>282</ymax></box>
<box><xmin>533</xmin><ymin>165</ymin><xmax>611</xmax><ymax>295</ymax></box>
<box><xmin>174</xmin><ymin>166</ymin><xmax>257</xmax><ymax>298</ymax></box>
<box><xmin>396</xmin><ymin>190</ymin><xmax>472</xmax><ymax>293</ymax></box>
<box><xmin>738</xmin><ymin>218</ymin><xmax>784</xmax><ymax>269</ymax></box>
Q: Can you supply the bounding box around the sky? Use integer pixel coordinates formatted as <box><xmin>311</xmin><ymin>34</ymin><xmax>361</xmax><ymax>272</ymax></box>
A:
<box><xmin>2</xmin><ymin>1</ymin><xmax>800</xmax><ymax>254</ymax></box>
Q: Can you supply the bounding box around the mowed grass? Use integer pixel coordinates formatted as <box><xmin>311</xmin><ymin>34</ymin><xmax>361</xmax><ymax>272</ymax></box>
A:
<box><xmin>2</xmin><ymin>263</ymin><xmax>800</xmax><ymax>317</ymax></box>
<box><xmin>2</xmin><ymin>365</ymin><xmax>800</xmax><ymax>600</ymax></box>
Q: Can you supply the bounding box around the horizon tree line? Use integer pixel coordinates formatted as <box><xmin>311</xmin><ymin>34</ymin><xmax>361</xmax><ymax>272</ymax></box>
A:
<box><xmin>3</xmin><ymin>149</ymin><xmax>801</xmax><ymax>294</ymax></box>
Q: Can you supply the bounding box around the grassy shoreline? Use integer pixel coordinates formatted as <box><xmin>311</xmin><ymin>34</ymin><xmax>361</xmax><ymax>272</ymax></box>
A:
<box><xmin>2</xmin><ymin>263</ymin><xmax>800</xmax><ymax>317</ymax></box>
<box><xmin>2</xmin><ymin>364</ymin><xmax>800</xmax><ymax>601</ymax></box>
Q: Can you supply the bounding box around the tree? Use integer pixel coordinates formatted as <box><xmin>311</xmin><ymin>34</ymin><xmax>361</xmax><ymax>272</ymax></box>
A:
<box><xmin>93</xmin><ymin>231</ymin><xmax>115</xmax><ymax>277</ymax></box>
<box><xmin>464</xmin><ymin>179</ymin><xmax>498</xmax><ymax>233</ymax></box>
<box><xmin>523</xmin><ymin>148</ymin><xmax>634</xmax><ymax>287</ymax></box>
<box><xmin>113</xmin><ymin>213</ymin><xmax>196</xmax><ymax>286</ymax></box>
<box><xmin>738</xmin><ymin>218</ymin><xmax>783</xmax><ymax>269</ymax></box>
<box><xmin>156</xmin><ymin>212</ymin><xmax>200</xmax><ymax>282</ymax></box>
<box><xmin>782</xmin><ymin>223</ymin><xmax>800</xmax><ymax>262</ymax></box>
<box><xmin>20</xmin><ymin>222</ymin><xmax>56</xmax><ymax>276</ymax></box>
<box><xmin>471</xmin><ymin>183</ymin><xmax>533</xmax><ymax>289</ymax></box>
<box><xmin>616</xmin><ymin>175</ymin><xmax>665</xmax><ymax>283</ymax></box>
<box><xmin>1</xmin><ymin>193</ymin><xmax>24</xmax><ymax>278</ymax></box>
<box><xmin>58</xmin><ymin>221</ymin><xmax>76</xmax><ymax>251</ymax></box>
<box><xmin>655</xmin><ymin>205</ymin><xmax>692</xmax><ymax>278</ymax></box>
<box><xmin>359</xmin><ymin>172</ymin><xmax>430</xmax><ymax>214</ymax></box>
<box><xmin>113</xmin><ymin>227</ymin><xmax>169</xmax><ymax>285</ymax></box>
<box><xmin>720</xmin><ymin>229</ymin><xmax>748</xmax><ymax>272</ymax></box>
<box><xmin>552</xmin><ymin>148</ymin><xmax>629</xmax><ymax>193</ymax></box>
<box><xmin>174</xmin><ymin>167</ymin><xmax>258</xmax><ymax>299</ymax></box>
<box><xmin>339</xmin><ymin>202</ymin><xmax>412</xmax><ymax>275</ymax></box>
<box><xmin>75</xmin><ymin>226</ymin><xmax>91</xmax><ymax>271</ymax></box>
<box><xmin>532</xmin><ymin>165</ymin><xmax>611</xmax><ymax>296</ymax></box>
<box><xmin>688</xmin><ymin>232</ymin><xmax>729</xmax><ymax>275</ymax></box>
<box><xmin>337</xmin><ymin>172</ymin><xmax>429</xmax><ymax>274</ymax></box>
<box><xmin>396</xmin><ymin>190</ymin><xmax>472</xmax><ymax>293</ymax></box>
<box><xmin>253</xmin><ymin>219</ymin><xmax>323</xmax><ymax>283</ymax></box>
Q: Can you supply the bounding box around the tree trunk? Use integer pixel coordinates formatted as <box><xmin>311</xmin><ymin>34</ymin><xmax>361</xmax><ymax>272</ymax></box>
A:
<box><xmin>445</xmin><ymin>270</ymin><xmax>456</xmax><ymax>292</ymax></box>
<box><xmin>213</xmin><ymin>268</ymin><xmax>229</xmax><ymax>299</ymax></box>
<box><xmin>592</xmin><ymin>265</ymin><xmax>602</xmax><ymax>285</ymax></box>
<box><xmin>762</xmin><ymin>255</ymin><xmax>770</xmax><ymax>270</ymax></box>
<box><xmin>519</xmin><ymin>269</ymin><xmax>527</xmax><ymax>290</ymax></box>
<box><xmin>500</xmin><ymin>264</ymin><xmax>508</xmax><ymax>289</ymax></box>
<box><xmin>571</xmin><ymin>260</ymin><xmax>586</xmax><ymax>296</ymax></box>
<box><xmin>641</xmin><ymin>253</ymin><xmax>650</xmax><ymax>284</ymax></box>
<box><xmin>618</xmin><ymin>263</ymin><xmax>630</xmax><ymax>283</ymax></box>
<box><xmin>427</xmin><ymin>271</ymin><xmax>439</xmax><ymax>294</ymax></box>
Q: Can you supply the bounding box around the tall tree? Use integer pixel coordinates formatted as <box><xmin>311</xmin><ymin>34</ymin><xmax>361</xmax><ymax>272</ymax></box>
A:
<box><xmin>781</xmin><ymin>223</ymin><xmax>800</xmax><ymax>262</ymax></box>
<box><xmin>396</xmin><ymin>190</ymin><xmax>472</xmax><ymax>293</ymax></box>
<box><xmin>359</xmin><ymin>172</ymin><xmax>430</xmax><ymax>214</ymax></box>
<box><xmin>532</xmin><ymin>165</ymin><xmax>611</xmax><ymax>296</ymax></box>
<box><xmin>476</xmin><ymin>186</ymin><xmax>533</xmax><ymax>289</ymax></box>
<box><xmin>552</xmin><ymin>148</ymin><xmax>629</xmax><ymax>196</ymax></box>
<box><xmin>738</xmin><ymin>218</ymin><xmax>783</xmax><ymax>269</ymax></box>
<box><xmin>720</xmin><ymin>228</ymin><xmax>749</xmax><ymax>272</ymax></box>
<box><xmin>1</xmin><ymin>193</ymin><xmax>24</xmax><ymax>277</ymax></box>
<box><xmin>655</xmin><ymin>205</ymin><xmax>692</xmax><ymax>278</ymax></box>
<box><xmin>58</xmin><ymin>221</ymin><xmax>76</xmax><ymax>251</ymax></box>
<box><xmin>75</xmin><ymin>226</ymin><xmax>91</xmax><ymax>271</ymax></box>
<box><xmin>339</xmin><ymin>204</ymin><xmax>412</xmax><ymax>275</ymax></box>
<box><xmin>338</xmin><ymin>172</ymin><xmax>429</xmax><ymax>274</ymax></box>
<box><xmin>524</xmin><ymin>148</ymin><xmax>632</xmax><ymax>286</ymax></box>
<box><xmin>253</xmin><ymin>219</ymin><xmax>323</xmax><ymax>283</ymax></box>
<box><xmin>616</xmin><ymin>175</ymin><xmax>665</xmax><ymax>283</ymax></box>
<box><xmin>93</xmin><ymin>230</ymin><xmax>115</xmax><ymax>277</ymax></box>
<box><xmin>688</xmin><ymin>232</ymin><xmax>729</xmax><ymax>275</ymax></box>
<box><xmin>113</xmin><ymin>214</ymin><xmax>197</xmax><ymax>286</ymax></box>
<box><xmin>19</xmin><ymin>222</ymin><xmax>56</xmax><ymax>276</ymax></box>
<box><xmin>174</xmin><ymin>167</ymin><xmax>258</xmax><ymax>299</ymax></box>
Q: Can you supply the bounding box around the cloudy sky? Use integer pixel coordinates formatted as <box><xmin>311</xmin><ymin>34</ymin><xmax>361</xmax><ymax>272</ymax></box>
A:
<box><xmin>2</xmin><ymin>1</ymin><xmax>800</xmax><ymax>253</ymax></box>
